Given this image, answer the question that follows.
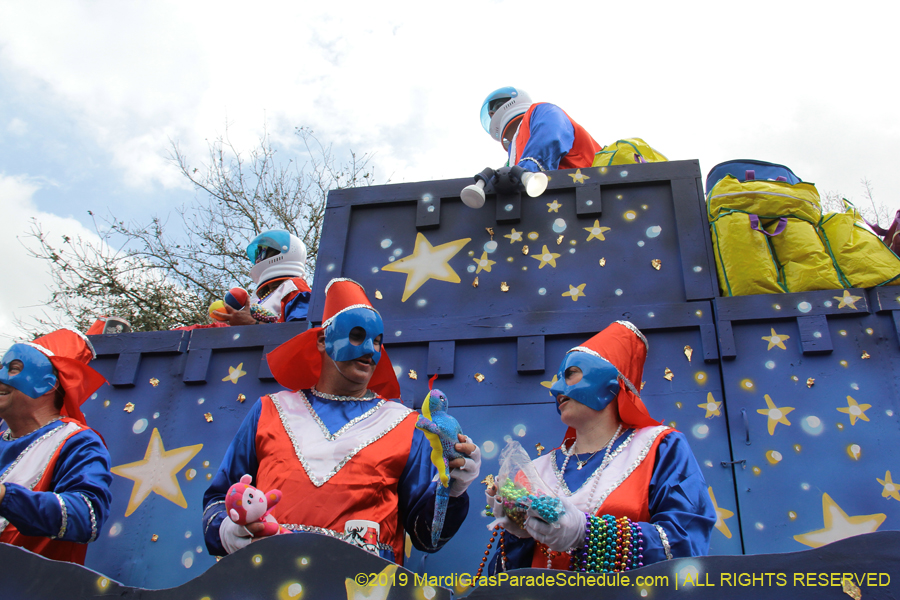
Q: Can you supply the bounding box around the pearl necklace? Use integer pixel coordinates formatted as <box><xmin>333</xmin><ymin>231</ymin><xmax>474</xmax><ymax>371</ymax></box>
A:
<box><xmin>556</xmin><ymin>424</ymin><xmax>623</xmax><ymax>496</ymax></box>
<box><xmin>310</xmin><ymin>386</ymin><xmax>376</xmax><ymax>402</ymax></box>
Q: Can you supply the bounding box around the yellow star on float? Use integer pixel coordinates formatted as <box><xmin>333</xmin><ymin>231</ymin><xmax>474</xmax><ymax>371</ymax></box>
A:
<box><xmin>531</xmin><ymin>245</ymin><xmax>561</xmax><ymax>269</ymax></box>
<box><xmin>381</xmin><ymin>232</ymin><xmax>471</xmax><ymax>302</ymax></box>
<box><xmin>504</xmin><ymin>228</ymin><xmax>523</xmax><ymax>243</ymax></box>
<box><xmin>541</xmin><ymin>375</ymin><xmax>559</xmax><ymax>389</ymax></box>
<box><xmin>473</xmin><ymin>251</ymin><xmax>496</xmax><ymax>274</ymax></box>
<box><xmin>546</xmin><ymin>199</ymin><xmax>562</xmax><ymax>213</ymax></box>
<box><xmin>584</xmin><ymin>220</ymin><xmax>611</xmax><ymax>241</ymax></box>
<box><xmin>793</xmin><ymin>493</ymin><xmax>885</xmax><ymax>548</ymax></box>
<box><xmin>837</xmin><ymin>395</ymin><xmax>871</xmax><ymax>425</ymax></box>
<box><xmin>877</xmin><ymin>471</ymin><xmax>900</xmax><ymax>501</ymax></box>
<box><xmin>757</xmin><ymin>394</ymin><xmax>794</xmax><ymax>435</ymax></box>
<box><xmin>699</xmin><ymin>392</ymin><xmax>721</xmax><ymax>418</ymax></box>
<box><xmin>834</xmin><ymin>290</ymin><xmax>863</xmax><ymax>310</ymax></box>
<box><xmin>222</xmin><ymin>363</ymin><xmax>247</xmax><ymax>384</ymax></box>
<box><xmin>345</xmin><ymin>563</ymin><xmax>397</xmax><ymax>600</ymax></box>
<box><xmin>111</xmin><ymin>428</ymin><xmax>203</xmax><ymax>517</ymax></box>
<box><xmin>762</xmin><ymin>328</ymin><xmax>790</xmax><ymax>350</ymax></box>
<box><xmin>562</xmin><ymin>283</ymin><xmax>587</xmax><ymax>301</ymax></box>
<box><xmin>568</xmin><ymin>169</ymin><xmax>589</xmax><ymax>184</ymax></box>
<box><xmin>708</xmin><ymin>486</ymin><xmax>734</xmax><ymax>539</ymax></box>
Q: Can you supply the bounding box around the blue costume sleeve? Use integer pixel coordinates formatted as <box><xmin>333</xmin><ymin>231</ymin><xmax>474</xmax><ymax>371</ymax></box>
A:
<box><xmin>202</xmin><ymin>399</ymin><xmax>262</xmax><ymax>556</ymax></box>
<box><xmin>282</xmin><ymin>291</ymin><xmax>310</xmax><ymax>322</ymax></box>
<box><xmin>515</xmin><ymin>103</ymin><xmax>575</xmax><ymax>173</ymax></box>
<box><xmin>398</xmin><ymin>428</ymin><xmax>469</xmax><ymax>552</ymax></box>
<box><xmin>0</xmin><ymin>428</ymin><xmax>111</xmax><ymax>543</ymax></box>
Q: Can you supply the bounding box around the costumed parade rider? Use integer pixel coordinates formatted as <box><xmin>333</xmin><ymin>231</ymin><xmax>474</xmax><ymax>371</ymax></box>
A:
<box><xmin>203</xmin><ymin>278</ymin><xmax>481</xmax><ymax>562</ymax></box>
<box><xmin>213</xmin><ymin>230</ymin><xmax>312</xmax><ymax>325</ymax></box>
<box><xmin>487</xmin><ymin>321</ymin><xmax>715</xmax><ymax>572</ymax></box>
<box><xmin>0</xmin><ymin>329</ymin><xmax>112</xmax><ymax>564</ymax></box>
<box><xmin>481</xmin><ymin>86</ymin><xmax>602</xmax><ymax>173</ymax></box>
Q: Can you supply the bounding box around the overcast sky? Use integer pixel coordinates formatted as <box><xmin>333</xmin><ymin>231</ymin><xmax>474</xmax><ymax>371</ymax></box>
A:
<box><xmin>1</xmin><ymin>1</ymin><xmax>898</xmax><ymax>343</ymax></box>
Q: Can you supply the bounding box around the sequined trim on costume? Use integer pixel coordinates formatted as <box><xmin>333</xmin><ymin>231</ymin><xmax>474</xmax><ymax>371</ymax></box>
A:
<box><xmin>79</xmin><ymin>493</ymin><xmax>98</xmax><ymax>542</ymax></box>
<box><xmin>20</xmin><ymin>342</ymin><xmax>55</xmax><ymax>357</ymax></box>
<box><xmin>0</xmin><ymin>417</ymin><xmax>62</xmax><ymax>442</ymax></box>
<box><xmin>0</xmin><ymin>422</ymin><xmax>67</xmax><ymax>479</ymax></box>
<box><xmin>520</xmin><ymin>157</ymin><xmax>546</xmax><ymax>171</ymax></box>
<box><xmin>269</xmin><ymin>393</ymin><xmax>411</xmax><ymax>488</ymax></box>
<box><xmin>280</xmin><ymin>523</ymin><xmax>393</xmax><ymax>552</ymax></box>
<box><xmin>54</xmin><ymin>494</ymin><xmax>68</xmax><ymax>539</ymax></box>
<box><xmin>203</xmin><ymin>501</ymin><xmax>225</xmax><ymax>535</ymax></box>
<box><xmin>324</xmin><ymin>277</ymin><xmax>364</xmax><ymax>295</ymax></box>
<box><xmin>654</xmin><ymin>523</ymin><xmax>673</xmax><ymax>560</ymax></box>
<box><xmin>552</xmin><ymin>430</ymin><xmax>637</xmax><ymax>497</ymax></box>
<box><xmin>587</xmin><ymin>426</ymin><xmax>669</xmax><ymax>515</ymax></box>
<box><xmin>310</xmin><ymin>386</ymin><xmax>376</xmax><ymax>403</ymax></box>
<box><xmin>566</xmin><ymin>346</ymin><xmax>642</xmax><ymax>398</ymax></box>
<box><xmin>615</xmin><ymin>320</ymin><xmax>649</xmax><ymax>351</ymax></box>
<box><xmin>322</xmin><ymin>304</ymin><xmax>379</xmax><ymax>329</ymax></box>
<box><xmin>298</xmin><ymin>391</ymin><xmax>386</xmax><ymax>441</ymax></box>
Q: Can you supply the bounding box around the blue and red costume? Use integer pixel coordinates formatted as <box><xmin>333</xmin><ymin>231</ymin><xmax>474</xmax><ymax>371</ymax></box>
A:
<box><xmin>510</xmin><ymin>103</ymin><xmax>602</xmax><ymax>173</ymax></box>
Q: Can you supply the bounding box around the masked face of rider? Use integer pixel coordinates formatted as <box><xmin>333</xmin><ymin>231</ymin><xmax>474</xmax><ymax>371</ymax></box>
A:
<box><xmin>0</xmin><ymin>344</ymin><xmax>58</xmax><ymax>400</ymax></box>
<box><xmin>549</xmin><ymin>350</ymin><xmax>620</xmax><ymax>415</ymax></box>
<box><xmin>325</xmin><ymin>307</ymin><xmax>384</xmax><ymax>364</ymax></box>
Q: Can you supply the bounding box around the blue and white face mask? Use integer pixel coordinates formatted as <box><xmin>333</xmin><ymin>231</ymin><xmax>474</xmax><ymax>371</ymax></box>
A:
<box><xmin>324</xmin><ymin>307</ymin><xmax>383</xmax><ymax>364</ymax></box>
<box><xmin>0</xmin><ymin>344</ymin><xmax>57</xmax><ymax>399</ymax></box>
<box><xmin>549</xmin><ymin>351</ymin><xmax>620</xmax><ymax>414</ymax></box>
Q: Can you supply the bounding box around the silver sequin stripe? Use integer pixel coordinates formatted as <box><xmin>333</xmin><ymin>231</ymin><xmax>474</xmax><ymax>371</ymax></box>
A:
<box><xmin>654</xmin><ymin>523</ymin><xmax>673</xmax><ymax>560</ymax></box>
<box><xmin>0</xmin><ymin>423</ymin><xmax>68</xmax><ymax>480</ymax></box>
<box><xmin>79</xmin><ymin>493</ymin><xmax>98</xmax><ymax>542</ymax></box>
<box><xmin>519</xmin><ymin>157</ymin><xmax>546</xmax><ymax>171</ymax></box>
<box><xmin>587</xmin><ymin>426</ymin><xmax>669</xmax><ymax>515</ymax></box>
<box><xmin>321</xmin><ymin>304</ymin><xmax>379</xmax><ymax>329</ymax></box>
<box><xmin>54</xmin><ymin>494</ymin><xmax>67</xmax><ymax>539</ymax></box>
<box><xmin>280</xmin><ymin>523</ymin><xmax>393</xmax><ymax>552</ymax></box>
<box><xmin>203</xmin><ymin>501</ymin><xmax>226</xmax><ymax>535</ymax></box>
<box><xmin>310</xmin><ymin>386</ymin><xmax>377</xmax><ymax>403</ymax></box>
<box><xmin>298</xmin><ymin>391</ymin><xmax>386</xmax><ymax>441</ymax></box>
<box><xmin>324</xmin><ymin>277</ymin><xmax>364</xmax><ymax>295</ymax></box>
<box><xmin>269</xmin><ymin>393</ymin><xmax>411</xmax><ymax>488</ymax></box>
<box><xmin>615</xmin><ymin>320</ymin><xmax>649</xmax><ymax>351</ymax></box>
<box><xmin>567</xmin><ymin>346</ymin><xmax>642</xmax><ymax>399</ymax></box>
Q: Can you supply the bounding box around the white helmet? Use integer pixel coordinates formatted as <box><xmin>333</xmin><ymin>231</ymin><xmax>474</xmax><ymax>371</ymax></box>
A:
<box><xmin>247</xmin><ymin>230</ymin><xmax>307</xmax><ymax>285</ymax></box>
<box><xmin>480</xmin><ymin>86</ymin><xmax>532</xmax><ymax>144</ymax></box>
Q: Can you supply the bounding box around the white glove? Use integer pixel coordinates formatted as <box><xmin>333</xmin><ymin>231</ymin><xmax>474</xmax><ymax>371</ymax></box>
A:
<box><xmin>448</xmin><ymin>435</ymin><xmax>481</xmax><ymax>498</ymax></box>
<box><xmin>485</xmin><ymin>487</ymin><xmax>530</xmax><ymax>539</ymax></box>
<box><xmin>219</xmin><ymin>516</ymin><xmax>253</xmax><ymax>554</ymax></box>
<box><xmin>524</xmin><ymin>495</ymin><xmax>586</xmax><ymax>551</ymax></box>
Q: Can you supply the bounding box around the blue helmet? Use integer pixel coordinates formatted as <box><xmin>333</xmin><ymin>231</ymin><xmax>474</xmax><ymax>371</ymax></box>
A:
<box><xmin>480</xmin><ymin>86</ymin><xmax>532</xmax><ymax>144</ymax></box>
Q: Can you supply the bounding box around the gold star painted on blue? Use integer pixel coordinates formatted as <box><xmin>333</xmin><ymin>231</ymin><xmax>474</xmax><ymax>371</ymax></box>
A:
<box><xmin>504</xmin><ymin>228</ymin><xmax>523</xmax><ymax>243</ymax></box>
<box><xmin>473</xmin><ymin>251</ymin><xmax>496</xmax><ymax>274</ymax></box>
<box><xmin>111</xmin><ymin>428</ymin><xmax>203</xmax><ymax>517</ymax></box>
<box><xmin>699</xmin><ymin>392</ymin><xmax>721</xmax><ymax>418</ymax></box>
<box><xmin>834</xmin><ymin>290</ymin><xmax>863</xmax><ymax>310</ymax></box>
<box><xmin>531</xmin><ymin>245</ymin><xmax>561</xmax><ymax>269</ymax></box>
<box><xmin>546</xmin><ymin>199</ymin><xmax>562</xmax><ymax>213</ymax></box>
<box><xmin>222</xmin><ymin>363</ymin><xmax>247</xmax><ymax>384</ymax></box>
<box><xmin>877</xmin><ymin>471</ymin><xmax>900</xmax><ymax>501</ymax></box>
<box><xmin>757</xmin><ymin>394</ymin><xmax>794</xmax><ymax>435</ymax></box>
<box><xmin>541</xmin><ymin>375</ymin><xmax>558</xmax><ymax>390</ymax></box>
<box><xmin>345</xmin><ymin>563</ymin><xmax>398</xmax><ymax>599</ymax></box>
<box><xmin>708</xmin><ymin>486</ymin><xmax>734</xmax><ymax>539</ymax></box>
<box><xmin>562</xmin><ymin>283</ymin><xmax>587</xmax><ymax>301</ymax></box>
<box><xmin>584</xmin><ymin>220</ymin><xmax>611</xmax><ymax>241</ymax></box>
<box><xmin>568</xmin><ymin>169</ymin><xmax>589</xmax><ymax>184</ymax></box>
<box><xmin>761</xmin><ymin>328</ymin><xmax>790</xmax><ymax>350</ymax></box>
<box><xmin>837</xmin><ymin>395</ymin><xmax>871</xmax><ymax>425</ymax></box>
<box><xmin>793</xmin><ymin>493</ymin><xmax>885</xmax><ymax>548</ymax></box>
<box><xmin>381</xmin><ymin>232</ymin><xmax>471</xmax><ymax>302</ymax></box>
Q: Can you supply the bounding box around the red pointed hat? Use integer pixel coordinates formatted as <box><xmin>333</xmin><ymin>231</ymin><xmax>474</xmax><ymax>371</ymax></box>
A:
<box><xmin>565</xmin><ymin>321</ymin><xmax>659</xmax><ymax>436</ymax></box>
<box><xmin>266</xmin><ymin>278</ymin><xmax>401</xmax><ymax>399</ymax></box>
<box><xmin>25</xmin><ymin>328</ymin><xmax>107</xmax><ymax>426</ymax></box>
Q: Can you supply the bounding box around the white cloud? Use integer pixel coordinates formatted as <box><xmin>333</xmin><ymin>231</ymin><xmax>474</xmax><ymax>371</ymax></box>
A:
<box><xmin>6</xmin><ymin>118</ymin><xmax>26</xmax><ymax>136</ymax></box>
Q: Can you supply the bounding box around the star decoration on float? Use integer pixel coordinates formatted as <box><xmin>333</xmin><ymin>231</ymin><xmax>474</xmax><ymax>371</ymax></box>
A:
<box><xmin>568</xmin><ymin>169</ymin><xmax>589</xmax><ymax>184</ymax></box>
<box><xmin>473</xmin><ymin>251</ymin><xmax>496</xmax><ymax>274</ymax></box>
<box><xmin>531</xmin><ymin>245</ymin><xmax>561</xmax><ymax>269</ymax></box>
<box><xmin>381</xmin><ymin>233</ymin><xmax>471</xmax><ymax>302</ymax></box>
<box><xmin>708</xmin><ymin>486</ymin><xmax>734</xmax><ymax>539</ymax></box>
<box><xmin>345</xmin><ymin>563</ymin><xmax>398</xmax><ymax>600</ymax></box>
<box><xmin>541</xmin><ymin>375</ymin><xmax>559</xmax><ymax>389</ymax></box>
<box><xmin>877</xmin><ymin>471</ymin><xmax>900</xmax><ymax>501</ymax></box>
<box><xmin>793</xmin><ymin>493</ymin><xmax>885</xmax><ymax>548</ymax></box>
<box><xmin>562</xmin><ymin>283</ymin><xmax>587</xmax><ymax>301</ymax></box>
<box><xmin>699</xmin><ymin>393</ymin><xmax>721</xmax><ymax>418</ymax></box>
<box><xmin>837</xmin><ymin>396</ymin><xmax>871</xmax><ymax>425</ymax></box>
<box><xmin>546</xmin><ymin>200</ymin><xmax>562</xmax><ymax>213</ymax></box>
<box><xmin>762</xmin><ymin>328</ymin><xmax>790</xmax><ymax>350</ymax></box>
<box><xmin>757</xmin><ymin>394</ymin><xmax>794</xmax><ymax>435</ymax></box>
<box><xmin>222</xmin><ymin>363</ymin><xmax>247</xmax><ymax>384</ymax></box>
<box><xmin>111</xmin><ymin>428</ymin><xmax>203</xmax><ymax>517</ymax></box>
<box><xmin>504</xmin><ymin>228</ymin><xmax>523</xmax><ymax>243</ymax></box>
<box><xmin>834</xmin><ymin>290</ymin><xmax>863</xmax><ymax>310</ymax></box>
<box><xmin>584</xmin><ymin>220</ymin><xmax>611</xmax><ymax>241</ymax></box>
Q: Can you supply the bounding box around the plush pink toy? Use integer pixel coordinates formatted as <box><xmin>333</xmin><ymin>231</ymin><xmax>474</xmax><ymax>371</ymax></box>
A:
<box><xmin>225</xmin><ymin>474</ymin><xmax>287</xmax><ymax>537</ymax></box>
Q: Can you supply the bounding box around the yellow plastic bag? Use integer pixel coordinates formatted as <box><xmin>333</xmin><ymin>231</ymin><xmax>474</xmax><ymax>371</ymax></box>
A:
<box><xmin>710</xmin><ymin>211</ymin><xmax>786</xmax><ymax>296</ymax></box>
<box><xmin>592</xmin><ymin>138</ymin><xmax>667</xmax><ymax>166</ymax></box>
<box><xmin>708</xmin><ymin>176</ymin><xmax>821</xmax><ymax>224</ymax></box>
<box><xmin>766</xmin><ymin>217</ymin><xmax>844</xmax><ymax>292</ymax></box>
<box><xmin>819</xmin><ymin>202</ymin><xmax>900</xmax><ymax>287</ymax></box>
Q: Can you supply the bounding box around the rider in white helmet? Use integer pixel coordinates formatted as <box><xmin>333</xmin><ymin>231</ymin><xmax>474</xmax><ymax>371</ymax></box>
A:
<box><xmin>480</xmin><ymin>86</ymin><xmax>602</xmax><ymax>173</ymax></box>
<box><xmin>214</xmin><ymin>230</ymin><xmax>312</xmax><ymax>325</ymax></box>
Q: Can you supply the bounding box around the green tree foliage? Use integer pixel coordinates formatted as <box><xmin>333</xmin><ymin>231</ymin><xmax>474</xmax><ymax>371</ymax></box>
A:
<box><xmin>22</xmin><ymin>126</ymin><xmax>373</xmax><ymax>334</ymax></box>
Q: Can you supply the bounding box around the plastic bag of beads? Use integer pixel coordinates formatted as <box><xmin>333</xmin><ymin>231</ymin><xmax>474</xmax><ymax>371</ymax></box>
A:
<box><xmin>495</xmin><ymin>440</ymin><xmax>564</xmax><ymax>526</ymax></box>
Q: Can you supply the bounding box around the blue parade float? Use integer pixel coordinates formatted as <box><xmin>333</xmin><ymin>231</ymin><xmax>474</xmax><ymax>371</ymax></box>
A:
<box><xmin>4</xmin><ymin>159</ymin><xmax>898</xmax><ymax>599</ymax></box>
